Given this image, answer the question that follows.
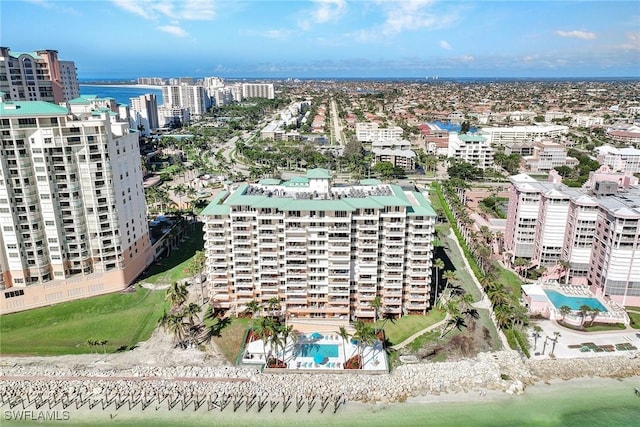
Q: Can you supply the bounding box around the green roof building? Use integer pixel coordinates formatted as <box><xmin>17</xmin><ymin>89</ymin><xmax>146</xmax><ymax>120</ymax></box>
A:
<box><xmin>202</xmin><ymin>172</ymin><xmax>436</xmax><ymax>321</ymax></box>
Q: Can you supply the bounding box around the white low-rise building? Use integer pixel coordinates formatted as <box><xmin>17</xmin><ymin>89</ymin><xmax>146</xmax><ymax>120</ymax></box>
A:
<box><xmin>595</xmin><ymin>145</ymin><xmax>640</xmax><ymax>174</ymax></box>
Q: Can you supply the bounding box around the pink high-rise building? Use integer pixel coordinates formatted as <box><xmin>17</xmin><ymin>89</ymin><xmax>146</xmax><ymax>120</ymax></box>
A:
<box><xmin>505</xmin><ymin>174</ymin><xmax>640</xmax><ymax>306</ymax></box>
<box><xmin>588</xmin><ymin>195</ymin><xmax>640</xmax><ymax>306</ymax></box>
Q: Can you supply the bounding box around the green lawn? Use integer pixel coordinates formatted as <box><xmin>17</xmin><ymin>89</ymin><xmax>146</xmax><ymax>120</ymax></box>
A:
<box><xmin>496</xmin><ymin>266</ymin><xmax>523</xmax><ymax>299</ymax></box>
<box><xmin>626</xmin><ymin>307</ymin><xmax>640</xmax><ymax>330</ymax></box>
<box><xmin>373</xmin><ymin>311</ymin><xmax>446</xmax><ymax>346</ymax></box>
<box><xmin>143</xmin><ymin>222</ymin><xmax>204</xmax><ymax>284</ymax></box>
<box><xmin>211</xmin><ymin>317</ymin><xmax>252</xmax><ymax>363</ymax></box>
<box><xmin>0</xmin><ymin>287</ymin><xmax>167</xmax><ymax>356</ymax></box>
<box><xmin>439</xmin><ymin>231</ymin><xmax>483</xmax><ymax>302</ymax></box>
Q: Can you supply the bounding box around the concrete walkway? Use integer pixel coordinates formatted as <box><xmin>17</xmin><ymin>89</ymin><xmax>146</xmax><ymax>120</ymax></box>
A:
<box><xmin>390</xmin><ymin>317</ymin><xmax>449</xmax><ymax>350</ymax></box>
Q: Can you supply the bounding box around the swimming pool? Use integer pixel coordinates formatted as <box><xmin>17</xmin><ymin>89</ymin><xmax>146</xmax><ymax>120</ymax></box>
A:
<box><xmin>299</xmin><ymin>344</ymin><xmax>339</xmax><ymax>358</ymax></box>
<box><xmin>544</xmin><ymin>290</ymin><xmax>608</xmax><ymax>312</ymax></box>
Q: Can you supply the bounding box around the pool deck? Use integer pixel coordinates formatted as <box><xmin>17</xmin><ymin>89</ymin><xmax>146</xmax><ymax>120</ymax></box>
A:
<box><xmin>523</xmin><ymin>282</ymin><xmax>629</xmax><ymax>326</ymax></box>
<box><xmin>242</xmin><ymin>331</ymin><xmax>387</xmax><ymax>372</ymax></box>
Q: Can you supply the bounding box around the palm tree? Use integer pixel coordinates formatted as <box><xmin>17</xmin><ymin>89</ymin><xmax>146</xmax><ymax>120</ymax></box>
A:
<box><xmin>186</xmin><ymin>250</ymin><xmax>207</xmax><ymax>304</ymax></box>
<box><xmin>338</xmin><ymin>326</ymin><xmax>350</xmax><ymax>363</ymax></box>
<box><xmin>511</xmin><ymin>304</ymin><xmax>529</xmax><ymax>329</ymax></box>
<box><xmin>532</xmin><ymin>325</ymin><xmax>543</xmax><ymax>350</ymax></box>
<box><xmin>352</xmin><ymin>321</ymin><xmax>375</xmax><ymax>367</ymax></box>
<box><xmin>541</xmin><ymin>336</ymin><xmax>549</xmax><ymax>355</ymax></box>
<box><xmin>163</xmin><ymin>313</ymin><xmax>188</xmax><ymax>347</ymax></box>
<box><xmin>579</xmin><ymin>304</ymin><xmax>591</xmax><ymax>326</ymax></box>
<box><xmin>514</xmin><ymin>257</ymin><xmax>530</xmax><ymax>278</ymax></box>
<box><xmin>493</xmin><ymin>303</ymin><xmax>513</xmax><ymax>329</ymax></box>
<box><xmin>280</xmin><ymin>325</ymin><xmax>295</xmax><ymax>363</ymax></box>
<box><xmin>433</xmin><ymin>258</ymin><xmax>445</xmax><ymax>303</ymax></box>
<box><xmin>440</xmin><ymin>314</ymin><xmax>467</xmax><ymax>339</ymax></box>
<box><xmin>557</xmin><ymin>260</ymin><xmax>571</xmax><ymax>284</ymax></box>
<box><xmin>369</xmin><ymin>296</ymin><xmax>382</xmax><ymax>323</ymax></box>
<box><xmin>266</xmin><ymin>297</ymin><xmax>281</xmax><ymax>318</ymax></box>
<box><xmin>550</xmin><ymin>331</ymin><xmax>561</xmax><ymax>355</ymax></box>
<box><xmin>173</xmin><ymin>184</ymin><xmax>187</xmax><ymax>210</ymax></box>
<box><xmin>255</xmin><ymin>316</ymin><xmax>277</xmax><ymax>363</ymax></box>
<box><xmin>182</xmin><ymin>302</ymin><xmax>201</xmax><ymax>326</ymax></box>
<box><xmin>243</xmin><ymin>300</ymin><xmax>262</xmax><ymax>330</ymax></box>
<box><xmin>441</xmin><ymin>270</ymin><xmax>457</xmax><ymax>302</ymax></box>
<box><xmin>588</xmin><ymin>308</ymin><xmax>601</xmax><ymax>326</ymax></box>
<box><xmin>487</xmin><ymin>283</ymin><xmax>511</xmax><ymax>307</ymax></box>
<box><xmin>559</xmin><ymin>305</ymin><xmax>571</xmax><ymax>321</ymax></box>
<box><xmin>166</xmin><ymin>281</ymin><xmax>188</xmax><ymax>308</ymax></box>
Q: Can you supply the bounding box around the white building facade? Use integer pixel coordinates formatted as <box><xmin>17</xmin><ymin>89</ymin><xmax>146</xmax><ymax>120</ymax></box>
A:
<box><xmin>356</xmin><ymin>123</ymin><xmax>403</xmax><ymax>142</ymax></box>
<box><xmin>202</xmin><ymin>169</ymin><xmax>436</xmax><ymax>321</ymax></box>
<box><xmin>0</xmin><ymin>98</ymin><xmax>153</xmax><ymax>313</ymax></box>
<box><xmin>447</xmin><ymin>133</ymin><xmax>494</xmax><ymax>170</ymax></box>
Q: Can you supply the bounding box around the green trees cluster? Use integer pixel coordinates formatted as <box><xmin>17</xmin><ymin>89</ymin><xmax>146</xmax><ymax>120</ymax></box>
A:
<box><xmin>243</xmin><ymin>299</ymin><xmax>297</xmax><ymax>368</ymax></box>
<box><xmin>447</xmin><ymin>160</ymin><xmax>484</xmax><ymax>181</ymax></box>
<box><xmin>493</xmin><ymin>149</ymin><xmax>522</xmax><ymax>175</ymax></box>
<box><xmin>159</xmin><ymin>282</ymin><xmax>230</xmax><ymax>349</ymax></box>
<box><xmin>553</xmin><ymin>148</ymin><xmax>601</xmax><ymax>187</ymax></box>
<box><xmin>435</xmin><ymin>181</ymin><xmax>530</xmax><ymax>356</ymax></box>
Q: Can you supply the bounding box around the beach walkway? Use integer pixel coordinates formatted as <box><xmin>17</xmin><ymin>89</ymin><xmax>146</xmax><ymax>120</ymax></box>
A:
<box><xmin>389</xmin><ymin>317</ymin><xmax>448</xmax><ymax>350</ymax></box>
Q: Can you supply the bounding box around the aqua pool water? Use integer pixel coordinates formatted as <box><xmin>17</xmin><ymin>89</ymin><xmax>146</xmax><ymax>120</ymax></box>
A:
<box><xmin>544</xmin><ymin>290</ymin><xmax>608</xmax><ymax>312</ymax></box>
<box><xmin>299</xmin><ymin>344</ymin><xmax>339</xmax><ymax>358</ymax></box>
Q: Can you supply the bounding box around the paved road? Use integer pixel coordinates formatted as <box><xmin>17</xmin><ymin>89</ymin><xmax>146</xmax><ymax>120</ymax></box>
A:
<box><xmin>329</xmin><ymin>98</ymin><xmax>343</xmax><ymax>146</ymax></box>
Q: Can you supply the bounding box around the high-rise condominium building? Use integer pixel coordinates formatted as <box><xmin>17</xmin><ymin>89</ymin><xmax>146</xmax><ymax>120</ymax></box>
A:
<box><xmin>202</xmin><ymin>169</ymin><xmax>436</xmax><ymax>321</ymax></box>
<box><xmin>505</xmin><ymin>173</ymin><xmax>640</xmax><ymax>306</ymax></box>
<box><xmin>130</xmin><ymin>94</ymin><xmax>159</xmax><ymax>136</ymax></box>
<box><xmin>588</xmin><ymin>195</ymin><xmax>640</xmax><ymax>306</ymax></box>
<box><xmin>241</xmin><ymin>83</ymin><xmax>274</xmax><ymax>100</ymax></box>
<box><xmin>0</xmin><ymin>97</ymin><xmax>153</xmax><ymax>313</ymax></box>
<box><xmin>161</xmin><ymin>85</ymin><xmax>208</xmax><ymax>117</ymax></box>
<box><xmin>0</xmin><ymin>47</ymin><xmax>79</xmax><ymax>103</ymax></box>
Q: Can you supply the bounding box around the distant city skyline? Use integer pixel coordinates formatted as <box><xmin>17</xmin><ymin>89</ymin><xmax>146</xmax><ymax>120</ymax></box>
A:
<box><xmin>2</xmin><ymin>0</ymin><xmax>639</xmax><ymax>79</ymax></box>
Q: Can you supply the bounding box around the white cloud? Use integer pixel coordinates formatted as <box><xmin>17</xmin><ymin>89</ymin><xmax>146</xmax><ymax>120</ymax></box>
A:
<box><xmin>460</xmin><ymin>55</ymin><xmax>475</xmax><ymax>63</ymax></box>
<box><xmin>23</xmin><ymin>0</ymin><xmax>53</xmax><ymax>8</ymax></box>
<box><xmin>24</xmin><ymin>0</ymin><xmax>81</xmax><ymax>15</ymax></box>
<box><xmin>157</xmin><ymin>25</ymin><xmax>188</xmax><ymax>37</ymax></box>
<box><xmin>555</xmin><ymin>30</ymin><xmax>596</xmax><ymax>40</ymax></box>
<box><xmin>355</xmin><ymin>0</ymin><xmax>457</xmax><ymax>41</ymax></box>
<box><xmin>112</xmin><ymin>0</ymin><xmax>154</xmax><ymax>20</ymax></box>
<box><xmin>614</xmin><ymin>31</ymin><xmax>640</xmax><ymax>51</ymax></box>
<box><xmin>111</xmin><ymin>0</ymin><xmax>215</xmax><ymax>21</ymax></box>
<box><xmin>439</xmin><ymin>40</ymin><xmax>452</xmax><ymax>50</ymax></box>
<box><xmin>299</xmin><ymin>0</ymin><xmax>346</xmax><ymax>30</ymax></box>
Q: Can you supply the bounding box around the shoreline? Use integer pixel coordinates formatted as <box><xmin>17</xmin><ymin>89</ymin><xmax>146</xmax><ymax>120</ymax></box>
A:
<box><xmin>1</xmin><ymin>376</ymin><xmax>637</xmax><ymax>426</ymax></box>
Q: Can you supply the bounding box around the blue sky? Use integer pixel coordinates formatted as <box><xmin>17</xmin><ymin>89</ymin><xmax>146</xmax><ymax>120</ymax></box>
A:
<box><xmin>2</xmin><ymin>0</ymin><xmax>639</xmax><ymax>78</ymax></box>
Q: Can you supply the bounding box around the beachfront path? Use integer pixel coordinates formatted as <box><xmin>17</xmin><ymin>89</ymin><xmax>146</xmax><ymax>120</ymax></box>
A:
<box><xmin>389</xmin><ymin>317</ymin><xmax>449</xmax><ymax>350</ymax></box>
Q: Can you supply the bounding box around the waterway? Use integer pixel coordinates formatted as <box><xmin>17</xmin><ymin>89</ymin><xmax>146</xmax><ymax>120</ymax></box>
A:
<box><xmin>79</xmin><ymin>85</ymin><xmax>163</xmax><ymax>106</ymax></box>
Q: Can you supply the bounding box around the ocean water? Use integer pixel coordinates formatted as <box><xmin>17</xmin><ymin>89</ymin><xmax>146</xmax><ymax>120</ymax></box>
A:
<box><xmin>4</xmin><ymin>377</ymin><xmax>638</xmax><ymax>426</ymax></box>
<box><xmin>79</xmin><ymin>85</ymin><xmax>163</xmax><ymax>106</ymax></box>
